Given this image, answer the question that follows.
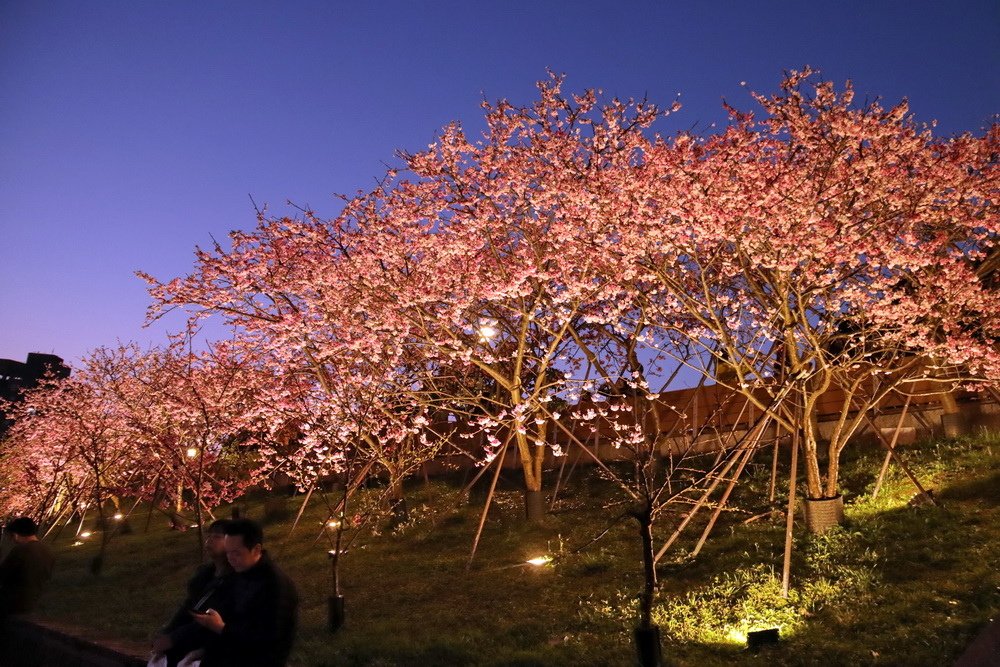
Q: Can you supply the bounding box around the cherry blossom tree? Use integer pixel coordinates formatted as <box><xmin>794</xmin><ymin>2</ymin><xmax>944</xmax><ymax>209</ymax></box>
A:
<box><xmin>0</xmin><ymin>360</ymin><xmax>142</xmax><ymax>572</ymax></box>
<box><xmin>613</xmin><ymin>69</ymin><xmax>1000</xmax><ymax>513</ymax></box>
<box><xmin>141</xmin><ymin>76</ymin><xmax>684</xmax><ymax>522</ymax></box>
<box><xmin>89</xmin><ymin>340</ymin><xmax>271</xmax><ymax>538</ymax></box>
<box><xmin>143</xmin><ymin>68</ymin><xmax>997</xmax><ymax>534</ymax></box>
<box><xmin>311</xmin><ymin>76</ymin><xmax>690</xmax><ymax>521</ymax></box>
<box><xmin>140</xmin><ymin>215</ymin><xmax>459</xmax><ymax>526</ymax></box>
<box><xmin>0</xmin><ymin>380</ymin><xmax>94</xmax><ymax>525</ymax></box>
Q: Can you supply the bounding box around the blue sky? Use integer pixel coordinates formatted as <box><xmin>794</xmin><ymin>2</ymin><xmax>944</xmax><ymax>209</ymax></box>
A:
<box><xmin>2</xmin><ymin>1</ymin><xmax>998</xmax><ymax>365</ymax></box>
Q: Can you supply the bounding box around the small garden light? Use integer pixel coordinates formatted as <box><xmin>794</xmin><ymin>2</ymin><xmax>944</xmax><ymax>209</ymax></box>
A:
<box><xmin>186</xmin><ymin>447</ymin><xmax>199</xmax><ymax>458</ymax></box>
<box><xmin>525</xmin><ymin>555</ymin><xmax>553</xmax><ymax>567</ymax></box>
<box><xmin>72</xmin><ymin>540</ymin><xmax>84</xmax><ymax>547</ymax></box>
<box><xmin>79</xmin><ymin>531</ymin><xmax>92</xmax><ymax>538</ymax></box>
<box><xmin>326</xmin><ymin>519</ymin><xmax>341</xmax><ymax>529</ymax></box>
<box><xmin>113</xmin><ymin>513</ymin><xmax>124</xmax><ymax>521</ymax></box>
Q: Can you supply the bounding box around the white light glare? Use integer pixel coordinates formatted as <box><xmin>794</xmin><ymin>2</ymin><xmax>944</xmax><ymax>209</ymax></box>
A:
<box><xmin>478</xmin><ymin>322</ymin><xmax>498</xmax><ymax>340</ymax></box>
<box><xmin>526</xmin><ymin>555</ymin><xmax>553</xmax><ymax>566</ymax></box>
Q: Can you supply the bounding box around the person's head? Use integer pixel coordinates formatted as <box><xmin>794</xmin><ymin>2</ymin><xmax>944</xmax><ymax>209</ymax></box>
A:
<box><xmin>6</xmin><ymin>517</ymin><xmax>40</xmax><ymax>543</ymax></box>
<box><xmin>204</xmin><ymin>518</ymin><xmax>233</xmax><ymax>560</ymax></box>
<box><xmin>223</xmin><ymin>519</ymin><xmax>264</xmax><ymax>572</ymax></box>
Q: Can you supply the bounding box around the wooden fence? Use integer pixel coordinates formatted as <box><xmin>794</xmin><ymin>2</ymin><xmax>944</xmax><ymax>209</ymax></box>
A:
<box><xmin>423</xmin><ymin>380</ymin><xmax>998</xmax><ymax>474</ymax></box>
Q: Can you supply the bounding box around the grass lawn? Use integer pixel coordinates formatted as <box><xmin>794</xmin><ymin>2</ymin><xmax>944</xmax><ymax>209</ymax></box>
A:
<box><xmin>19</xmin><ymin>432</ymin><xmax>1000</xmax><ymax>666</ymax></box>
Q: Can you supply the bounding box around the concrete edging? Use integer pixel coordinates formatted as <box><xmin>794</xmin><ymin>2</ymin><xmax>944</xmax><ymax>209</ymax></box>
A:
<box><xmin>1</xmin><ymin>616</ymin><xmax>146</xmax><ymax>667</ymax></box>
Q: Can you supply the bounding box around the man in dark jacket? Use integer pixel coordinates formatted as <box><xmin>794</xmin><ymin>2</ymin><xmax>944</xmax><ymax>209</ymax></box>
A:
<box><xmin>191</xmin><ymin>519</ymin><xmax>298</xmax><ymax>667</ymax></box>
<box><xmin>0</xmin><ymin>517</ymin><xmax>55</xmax><ymax>616</ymax></box>
<box><xmin>149</xmin><ymin>519</ymin><xmax>233</xmax><ymax>667</ymax></box>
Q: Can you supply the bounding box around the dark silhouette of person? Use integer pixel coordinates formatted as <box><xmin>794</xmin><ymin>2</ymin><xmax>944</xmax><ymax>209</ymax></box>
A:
<box><xmin>149</xmin><ymin>519</ymin><xmax>234</xmax><ymax>667</ymax></box>
<box><xmin>190</xmin><ymin>519</ymin><xmax>298</xmax><ymax>667</ymax></box>
<box><xmin>0</xmin><ymin>517</ymin><xmax>55</xmax><ymax>617</ymax></box>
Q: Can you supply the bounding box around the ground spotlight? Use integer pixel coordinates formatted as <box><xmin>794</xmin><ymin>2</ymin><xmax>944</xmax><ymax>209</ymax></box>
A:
<box><xmin>747</xmin><ymin>627</ymin><xmax>780</xmax><ymax>651</ymax></box>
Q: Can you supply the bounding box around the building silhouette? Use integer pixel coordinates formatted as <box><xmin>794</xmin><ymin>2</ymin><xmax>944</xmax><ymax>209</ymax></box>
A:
<box><xmin>0</xmin><ymin>352</ymin><xmax>70</xmax><ymax>434</ymax></box>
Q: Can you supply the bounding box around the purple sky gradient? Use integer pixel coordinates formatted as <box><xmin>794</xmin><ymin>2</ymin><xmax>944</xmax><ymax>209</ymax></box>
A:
<box><xmin>2</xmin><ymin>1</ymin><xmax>998</xmax><ymax>367</ymax></box>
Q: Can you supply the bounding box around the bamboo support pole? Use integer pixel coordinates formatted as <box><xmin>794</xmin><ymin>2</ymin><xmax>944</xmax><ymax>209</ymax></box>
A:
<box><xmin>467</xmin><ymin>436</ymin><xmax>512</xmax><ymax>570</ymax></box>
<box><xmin>287</xmin><ymin>485</ymin><xmax>316</xmax><ymax>536</ymax></box>
<box><xmin>652</xmin><ymin>442</ymin><xmax>747</xmax><ymax>564</ymax></box>
<box><xmin>862</xmin><ymin>410</ymin><xmax>935</xmax><ymax>505</ymax></box>
<box><xmin>689</xmin><ymin>420</ymin><xmax>767</xmax><ymax>557</ymax></box>
<box><xmin>872</xmin><ymin>395</ymin><xmax>912</xmax><ymax>499</ymax></box>
<box><xmin>781</xmin><ymin>426</ymin><xmax>799</xmax><ymax>598</ymax></box>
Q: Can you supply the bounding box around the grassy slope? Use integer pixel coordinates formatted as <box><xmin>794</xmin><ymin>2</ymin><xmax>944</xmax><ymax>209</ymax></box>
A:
<box><xmin>20</xmin><ymin>434</ymin><xmax>1000</xmax><ymax>666</ymax></box>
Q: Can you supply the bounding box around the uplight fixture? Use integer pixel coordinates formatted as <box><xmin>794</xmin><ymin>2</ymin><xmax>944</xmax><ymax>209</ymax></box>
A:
<box><xmin>79</xmin><ymin>531</ymin><xmax>92</xmax><ymax>539</ymax></box>
<box><xmin>113</xmin><ymin>513</ymin><xmax>124</xmax><ymax>521</ymax></box>
<box><xmin>746</xmin><ymin>628</ymin><xmax>780</xmax><ymax>651</ymax></box>
<box><xmin>525</xmin><ymin>555</ymin><xmax>553</xmax><ymax>567</ymax></box>
<box><xmin>186</xmin><ymin>447</ymin><xmax>199</xmax><ymax>459</ymax></box>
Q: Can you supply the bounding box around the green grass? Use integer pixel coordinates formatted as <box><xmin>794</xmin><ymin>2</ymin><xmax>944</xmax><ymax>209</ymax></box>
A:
<box><xmin>18</xmin><ymin>432</ymin><xmax>1000</xmax><ymax>666</ymax></box>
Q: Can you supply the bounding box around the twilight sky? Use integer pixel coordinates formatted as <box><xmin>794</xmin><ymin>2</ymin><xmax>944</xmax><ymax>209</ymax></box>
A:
<box><xmin>2</xmin><ymin>1</ymin><xmax>998</xmax><ymax>366</ymax></box>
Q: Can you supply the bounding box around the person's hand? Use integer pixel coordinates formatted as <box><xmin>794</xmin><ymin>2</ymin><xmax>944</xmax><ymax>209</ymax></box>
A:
<box><xmin>151</xmin><ymin>634</ymin><xmax>172</xmax><ymax>652</ymax></box>
<box><xmin>190</xmin><ymin>608</ymin><xmax>225</xmax><ymax>634</ymax></box>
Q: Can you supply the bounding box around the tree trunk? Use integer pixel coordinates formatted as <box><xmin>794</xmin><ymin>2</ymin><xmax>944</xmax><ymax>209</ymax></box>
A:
<box><xmin>524</xmin><ymin>489</ymin><xmax>545</xmax><ymax>522</ymax></box>
<box><xmin>514</xmin><ymin>429</ymin><xmax>543</xmax><ymax>492</ymax></box>
<box><xmin>632</xmin><ymin>507</ymin><xmax>662</xmax><ymax>666</ymax></box>
<box><xmin>823</xmin><ymin>437</ymin><xmax>842</xmax><ymax>499</ymax></box>
<box><xmin>636</xmin><ymin>505</ymin><xmax>657</xmax><ymax>630</ymax></box>
<box><xmin>515</xmin><ymin>421</ymin><xmax>547</xmax><ymax>522</ymax></box>
<box><xmin>388</xmin><ymin>478</ymin><xmax>409</xmax><ymax>526</ymax></box>
<box><xmin>801</xmin><ymin>434</ymin><xmax>824</xmax><ymax>498</ymax></box>
<box><xmin>633</xmin><ymin>626</ymin><xmax>662</xmax><ymax>667</ymax></box>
